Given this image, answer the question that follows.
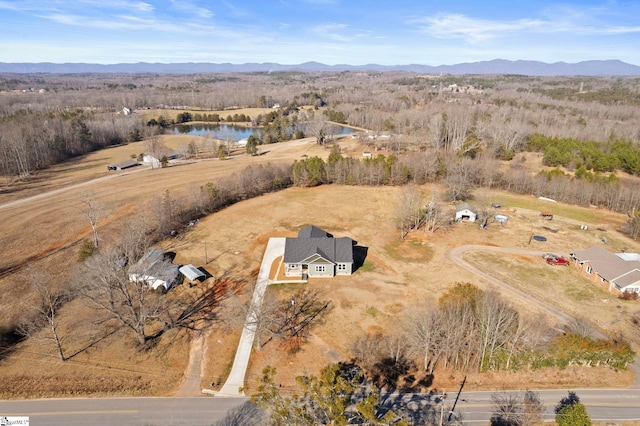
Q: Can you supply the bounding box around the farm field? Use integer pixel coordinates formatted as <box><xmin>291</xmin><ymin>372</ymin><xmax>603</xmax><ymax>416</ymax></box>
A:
<box><xmin>1</xmin><ymin>135</ymin><xmax>639</xmax><ymax>398</ymax></box>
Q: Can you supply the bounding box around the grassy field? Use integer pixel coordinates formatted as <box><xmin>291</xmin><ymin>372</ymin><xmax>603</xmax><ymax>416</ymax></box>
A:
<box><xmin>1</xmin><ymin>134</ymin><xmax>640</xmax><ymax>398</ymax></box>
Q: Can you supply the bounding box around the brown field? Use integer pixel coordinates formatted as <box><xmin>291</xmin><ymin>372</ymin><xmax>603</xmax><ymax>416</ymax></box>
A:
<box><xmin>141</xmin><ymin>107</ymin><xmax>284</xmax><ymax>122</ymax></box>
<box><xmin>1</xmin><ymin>135</ymin><xmax>640</xmax><ymax>400</ymax></box>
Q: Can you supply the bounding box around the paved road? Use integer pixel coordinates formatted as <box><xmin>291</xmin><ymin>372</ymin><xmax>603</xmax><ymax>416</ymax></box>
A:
<box><xmin>219</xmin><ymin>237</ymin><xmax>286</xmax><ymax>396</ymax></box>
<box><xmin>0</xmin><ymin>396</ymin><xmax>247</xmax><ymax>426</ymax></box>
<box><xmin>388</xmin><ymin>388</ymin><xmax>640</xmax><ymax>424</ymax></box>
<box><xmin>0</xmin><ymin>165</ymin><xmax>151</xmax><ymax>211</ymax></box>
<box><xmin>2</xmin><ymin>388</ymin><xmax>639</xmax><ymax>425</ymax></box>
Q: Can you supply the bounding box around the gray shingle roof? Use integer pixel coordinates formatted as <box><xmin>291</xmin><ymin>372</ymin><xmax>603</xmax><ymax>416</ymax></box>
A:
<box><xmin>129</xmin><ymin>249</ymin><xmax>179</xmax><ymax>283</ymax></box>
<box><xmin>284</xmin><ymin>236</ymin><xmax>353</xmax><ymax>264</ymax></box>
<box><xmin>572</xmin><ymin>245</ymin><xmax>640</xmax><ymax>287</ymax></box>
<box><xmin>456</xmin><ymin>203</ymin><xmax>476</xmax><ymax>213</ymax></box>
<box><xmin>298</xmin><ymin>225</ymin><xmax>331</xmax><ymax>238</ymax></box>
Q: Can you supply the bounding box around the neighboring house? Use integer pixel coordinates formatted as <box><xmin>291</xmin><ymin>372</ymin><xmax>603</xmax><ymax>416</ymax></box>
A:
<box><xmin>570</xmin><ymin>245</ymin><xmax>640</xmax><ymax>295</ymax></box>
<box><xmin>128</xmin><ymin>248</ymin><xmax>179</xmax><ymax>291</ymax></box>
<box><xmin>106</xmin><ymin>159</ymin><xmax>140</xmax><ymax>171</ymax></box>
<box><xmin>283</xmin><ymin>225</ymin><xmax>355</xmax><ymax>278</ymax></box>
<box><xmin>455</xmin><ymin>203</ymin><xmax>477</xmax><ymax>222</ymax></box>
<box><xmin>143</xmin><ymin>150</ymin><xmax>182</xmax><ymax>168</ymax></box>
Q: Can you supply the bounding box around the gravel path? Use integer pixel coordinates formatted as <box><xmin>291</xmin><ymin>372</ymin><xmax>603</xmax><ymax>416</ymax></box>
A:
<box><xmin>174</xmin><ymin>333</ymin><xmax>204</xmax><ymax>396</ymax></box>
<box><xmin>446</xmin><ymin>245</ymin><xmax>575</xmax><ymax>325</ymax></box>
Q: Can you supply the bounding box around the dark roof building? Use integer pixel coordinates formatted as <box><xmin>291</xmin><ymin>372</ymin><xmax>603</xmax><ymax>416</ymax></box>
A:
<box><xmin>128</xmin><ymin>248</ymin><xmax>179</xmax><ymax>291</ymax></box>
<box><xmin>283</xmin><ymin>226</ymin><xmax>355</xmax><ymax>278</ymax></box>
<box><xmin>107</xmin><ymin>159</ymin><xmax>140</xmax><ymax>171</ymax></box>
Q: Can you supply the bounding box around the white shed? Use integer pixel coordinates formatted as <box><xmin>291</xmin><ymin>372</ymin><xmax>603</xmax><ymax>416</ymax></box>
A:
<box><xmin>455</xmin><ymin>203</ymin><xmax>477</xmax><ymax>222</ymax></box>
<box><xmin>179</xmin><ymin>264</ymin><xmax>206</xmax><ymax>282</ymax></box>
<box><xmin>495</xmin><ymin>214</ymin><xmax>509</xmax><ymax>224</ymax></box>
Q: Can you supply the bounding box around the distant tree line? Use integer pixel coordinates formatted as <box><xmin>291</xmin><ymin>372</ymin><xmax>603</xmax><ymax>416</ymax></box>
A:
<box><xmin>0</xmin><ymin>109</ymin><xmax>143</xmax><ymax>178</ymax></box>
<box><xmin>527</xmin><ymin>133</ymin><xmax>640</xmax><ymax>175</ymax></box>
<box><xmin>291</xmin><ymin>144</ymin><xmax>640</xmax><ymax>216</ymax></box>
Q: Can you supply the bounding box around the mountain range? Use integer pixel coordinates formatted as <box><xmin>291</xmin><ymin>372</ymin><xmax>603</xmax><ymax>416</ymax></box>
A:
<box><xmin>1</xmin><ymin>59</ymin><xmax>639</xmax><ymax>76</ymax></box>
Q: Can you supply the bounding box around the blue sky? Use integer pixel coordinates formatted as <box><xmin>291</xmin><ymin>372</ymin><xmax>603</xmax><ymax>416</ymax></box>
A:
<box><xmin>0</xmin><ymin>0</ymin><xmax>639</xmax><ymax>65</ymax></box>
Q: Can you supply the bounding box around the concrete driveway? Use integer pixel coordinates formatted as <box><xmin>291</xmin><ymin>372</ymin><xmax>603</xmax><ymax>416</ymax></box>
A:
<box><xmin>219</xmin><ymin>237</ymin><xmax>285</xmax><ymax>396</ymax></box>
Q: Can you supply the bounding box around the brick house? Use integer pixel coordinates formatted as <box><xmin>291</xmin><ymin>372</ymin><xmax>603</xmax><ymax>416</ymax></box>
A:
<box><xmin>570</xmin><ymin>245</ymin><xmax>640</xmax><ymax>295</ymax></box>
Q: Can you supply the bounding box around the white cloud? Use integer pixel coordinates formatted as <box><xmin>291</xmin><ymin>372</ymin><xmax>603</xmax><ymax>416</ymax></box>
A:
<box><xmin>308</xmin><ymin>23</ymin><xmax>370</xmax><ymax>42</ymax></box>
<box><xmin>409</xmin><ymin>13</ymin><xmax>546</xmax><ymax>42</ymax></box>
<box><xmin>196</xmin><ymin>8</ymin><xmax>214</xmax><ymax>19</ymax></box>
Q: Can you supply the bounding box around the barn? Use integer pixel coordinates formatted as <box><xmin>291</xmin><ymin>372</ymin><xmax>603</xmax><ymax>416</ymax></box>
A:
<box><xmin>455</xmin><ymin>203</ymin><xmax>477</xmax><ymax>222</ymax></box>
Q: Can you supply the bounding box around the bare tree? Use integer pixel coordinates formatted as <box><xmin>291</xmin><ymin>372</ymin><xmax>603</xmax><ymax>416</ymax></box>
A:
<box><xmin>476</xmin><ymin>290</ymin><xmax>520</xmax><ymax>372</ymax></box>
<box><xmin>474</xmin><ymin>197</ymin><xmax>497</xmax><ymax>229</ymax></box>
<box><xmin>424</xmin><ymin>190</ymin><xmax>447</xmax><ymax>234</ymax></box>
<box><xmin>79</xmin><ymin>194</ymin><xmax>106</xmax><ymax>249</ymax></box>
<box><xmin>18</xmin><ymin>269</ymin><xmax>71</xmax><ymax>361</ymax></box>
<box><xmin>522</xmin><ymin>390</ymin><xmax>544</xmax><ymax>425</ymax></box>
<box><xmin>79</xmin><ymin>246</ymin><xmax>166</xmax><ymax>346</ymax></box>
<box><xmin>565</xmin><ymin>316</ymin><xmax>596</xmax><ymax>339</ymax></box>
<box><xmin>405</xmin><ymin>301</ymin><xmax>442</xmax><ymax>374</ymax></box>
<box><xmin>248</xmin><ymin>288</ymin><xmax>331</xmax><ymax>352</ymax></box>
<box><xmin>443</xmin><ymin>157</ymin><xmax>476</xmax><ymax>202</ymax></box>
<box><xmin>395</xmin><ymin>185</ymin><xmax>426</xmax><ymax>239</ymax></box>
<box><xmin>144</xmin><ymin>128</ymin><xmax>166</xmax><ymax>169</ymax></box>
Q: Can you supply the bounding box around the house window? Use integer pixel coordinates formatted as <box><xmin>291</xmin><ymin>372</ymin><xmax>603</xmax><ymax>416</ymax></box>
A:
<box><xmin>315</xmin><ymin>265</ymin><xmax>326</xmax><ymax>273</ymax></box>
<box><xmin>337</xmin><ymin>264</ymin><xmax>346</xmax><ymax>271</ymax></box>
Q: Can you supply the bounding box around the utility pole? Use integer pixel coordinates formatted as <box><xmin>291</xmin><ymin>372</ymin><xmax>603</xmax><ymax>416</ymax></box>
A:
<box><xmin>439</xmin><ymin>389</ymin><xmax>447</xmax><ymax>426</ymax></box>
<box><xmin>202</xmin><ymin>240</ymin><xmax>208</xmax><ymax>264</ymax></box>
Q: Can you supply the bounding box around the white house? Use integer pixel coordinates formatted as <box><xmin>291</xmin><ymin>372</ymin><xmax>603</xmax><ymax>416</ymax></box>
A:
<box><xmin>143</xmin><ymin>150</ymin><xmax>182</xmax><ymax>168</ymax></box>
<box><xmin>455</xmin><ymin>203</ymin><xmax>477</xmax><ymax>222</ymax></box>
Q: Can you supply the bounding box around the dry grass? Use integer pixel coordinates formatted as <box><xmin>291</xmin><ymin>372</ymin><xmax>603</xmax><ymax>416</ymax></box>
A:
<box><xmin>141</xmin><ymin>107</ymin><xmax>283</xmax><ymax>122</ymax></box>
<box><xmin>2</xmin><ymin>135</ymin><xmax>640</xmax><ymax>398</ymax></box>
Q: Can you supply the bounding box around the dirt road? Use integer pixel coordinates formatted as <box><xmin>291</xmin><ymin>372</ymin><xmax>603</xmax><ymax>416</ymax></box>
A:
<box><xmin>447</xmin><ymin>244</ymin><xmax>584</xmax><ymax>327</ymax></box>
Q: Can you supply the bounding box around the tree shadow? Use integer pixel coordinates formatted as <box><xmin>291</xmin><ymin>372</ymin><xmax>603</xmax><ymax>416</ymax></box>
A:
<box><xmin>378</xmin><ymin>389</ymin><xmax>453</xmax><ymax>426</ymax></box>
<box><xmin>0</xmin><ymin>326</ymin><xmax>24</xmax><ymax>363</ymax></box>
<box><xmin>64</xmin><ymin>326</ymin><xmax>121</xmax><ymax>360</ymax></box>
<box><xmin>352</xmin><ymin>245</ymin><xmax>369</xmax><ymax>272</ymax></box>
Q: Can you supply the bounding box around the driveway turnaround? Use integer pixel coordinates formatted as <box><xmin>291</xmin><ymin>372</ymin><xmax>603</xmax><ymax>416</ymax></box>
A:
<box><xmin>219</xmin><ymin>237</ymin><xmax>286</xmax><ymax>396</ymax></box>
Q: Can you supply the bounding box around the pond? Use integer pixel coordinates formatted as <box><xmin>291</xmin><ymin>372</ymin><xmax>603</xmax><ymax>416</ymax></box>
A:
<box><xmin>171</xmin><ymin>124</ymin><xmax>257</xmax><ymax>142</ymax></box>
<box><xmin>170</xmin><ymin>123</ymin><xmax>355</xmax><ymax>142</ymax></box>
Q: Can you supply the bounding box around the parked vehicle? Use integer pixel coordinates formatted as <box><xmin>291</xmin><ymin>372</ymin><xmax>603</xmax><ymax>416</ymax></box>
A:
<box><xmin>542</xmin><ymin>253</ymin><xmax>557</xmax><ymax>259</ymax></box>
<box><xmin>546</xmin><ymin>256</ymin><xmax>570</xmax><ymax>266</ymax></box>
